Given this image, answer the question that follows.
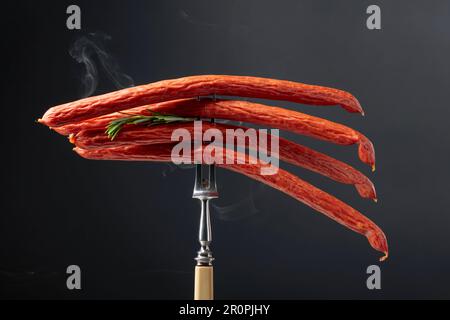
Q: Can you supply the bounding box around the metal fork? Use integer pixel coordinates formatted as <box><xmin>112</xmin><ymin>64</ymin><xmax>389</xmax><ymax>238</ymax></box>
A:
<box><xmin>193</xmin><ymin>118</ymin><xmax>218</xmax><ymax>300</ymax></box>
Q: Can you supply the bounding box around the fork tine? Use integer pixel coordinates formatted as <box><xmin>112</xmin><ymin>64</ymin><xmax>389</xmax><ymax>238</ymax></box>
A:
<box><xmin>195</xmin><ymin>164</ymin><xmax>202</xmax><ymax>189</ymax></box>
<box><xmin>208</xmin><ymin>118</ymin><xmax>216</xmax><ymax>191</ymax></box>
<box><xmin>209</xmin><ymin>165</ymin><xmax>216</xmax><ymax>191</ymax></box>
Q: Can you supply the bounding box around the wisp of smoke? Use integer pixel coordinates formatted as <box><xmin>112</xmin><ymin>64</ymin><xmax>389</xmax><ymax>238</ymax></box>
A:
<box><xmin>161</xmin><ymin>163</ymin><xmax>196</xmax><ymax>178</ymax></box>
<box><xmin>211</xmin><ymin>182</ymin><xmax>266</xmax><ymax>221</ymax></box>
<box><xmin>161</xmin><ymin>163</ymin><xmax>265</xmax><ymax>221</ymax></box>
<box><xmin>69</xmin><ymin>32</ymin><xmax>134</xmax><ymax>98</ymax></box>
<box><xmin>179</xmin><ymin>9</ymin><xmax>250</xmax><ymax>35</ymax></box>
<box><xmin>179</xmin><ymin>10</ymin><xmax>217</xmax><ymax>28</ymax></box>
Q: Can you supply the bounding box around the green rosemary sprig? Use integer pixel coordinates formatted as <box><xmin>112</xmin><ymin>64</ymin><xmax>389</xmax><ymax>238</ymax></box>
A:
<box><xmin>106</xmin><ymin>111</ymin><xmax>195</xmax><ymax>140</ymax></box>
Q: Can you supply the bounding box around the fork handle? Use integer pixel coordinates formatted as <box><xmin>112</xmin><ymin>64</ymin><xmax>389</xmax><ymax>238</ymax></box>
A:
<box><xmin>194</xmin><ymin>266</ymin><xmax>214</xmax><ymax>300</ymax></box>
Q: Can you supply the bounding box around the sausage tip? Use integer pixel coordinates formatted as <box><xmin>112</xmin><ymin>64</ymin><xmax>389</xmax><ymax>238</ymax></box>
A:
<box><xmin>36</xmin><ymin>118</ymin><xmax>49</xmax><ymax>127</ymax></box>
<box><xmin>350</xmin><ymin>97</ymin><xmax>364</xmax><ymax>115</ymax></box>
<box><xmin>37</xmin><ymin>117</ymin><xmax>49</xmax><ymax>126</ymax></box>
<box><xmin>379</xmin><ymin>252</ymin><xmax>389</xmax><ymax>262</ymax></box>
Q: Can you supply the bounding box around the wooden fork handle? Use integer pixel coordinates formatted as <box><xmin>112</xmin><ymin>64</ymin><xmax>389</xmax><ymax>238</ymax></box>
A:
<box><xmin>194</xmin><ymin>266</ymin><xmax>214</xmax><ymax>300</ymax></box>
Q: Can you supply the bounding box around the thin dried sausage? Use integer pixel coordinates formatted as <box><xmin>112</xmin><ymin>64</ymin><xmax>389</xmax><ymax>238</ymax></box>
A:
<box><xmin>40</xmin><ymin>75</ymin><xmax>364</xmax><ymax>127</ymax></box>
<box><xmin>71</xmin><ymin>122</ymin><xmax>376</xmax><ymax>200</ymax></box>
<box><xmin>53</xmin><ymin>98</ymin><xmax>375</xmax><ymax>168</ymax></box>
<box><xmin>74</xmin><ymin>143</ymin><xmax>388</xmax><ymax>261</ymax></box>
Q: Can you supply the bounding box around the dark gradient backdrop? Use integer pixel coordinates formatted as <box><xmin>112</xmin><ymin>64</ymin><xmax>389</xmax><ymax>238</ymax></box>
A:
<box><xmin>1</xmin><ymin>0</ymin><xmax>449</xmax><ymax>299</ymax></box>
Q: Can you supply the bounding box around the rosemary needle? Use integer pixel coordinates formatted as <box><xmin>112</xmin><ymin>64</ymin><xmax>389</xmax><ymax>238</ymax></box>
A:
<box><xmin>105</xmin><ymin>111</ymin><xmax>195</xmax><ymax>140</ymax></box>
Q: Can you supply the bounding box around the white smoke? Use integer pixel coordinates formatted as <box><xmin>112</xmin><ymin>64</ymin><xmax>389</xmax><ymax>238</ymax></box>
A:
<box><xmin>211</xmin><ymin>182</ymin><xmax>266</xmax><ymax>221</ymax></box>
<box><xmin>69</xmin><ymin>32</ymin><xmax>134</xmax><ymax>98</ymax></box>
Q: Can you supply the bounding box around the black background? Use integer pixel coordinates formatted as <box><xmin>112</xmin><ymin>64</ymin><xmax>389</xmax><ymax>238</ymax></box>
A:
<box><xmin>1</xmin><ymin>0</ymin><xmax>449</xmax><ymax>299</ymax></box>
